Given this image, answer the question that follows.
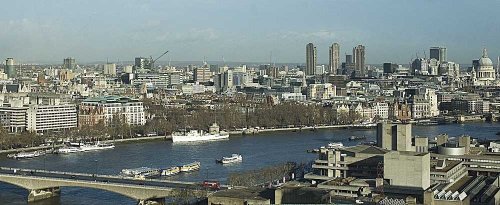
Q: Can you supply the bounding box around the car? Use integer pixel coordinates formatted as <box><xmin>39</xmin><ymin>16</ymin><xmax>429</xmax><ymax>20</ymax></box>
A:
<box><xmin>202</xmin><ymin>180</ymin><xmax>220</xmax><ymax>190</ymax></box>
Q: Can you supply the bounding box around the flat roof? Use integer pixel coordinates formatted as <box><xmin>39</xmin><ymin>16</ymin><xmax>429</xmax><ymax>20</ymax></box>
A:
<box><xmin>431</xmin><ymin>160</ymin><xmax>462</xmax><ymax>173</ymax></box>
<box><xmin>83</xmin><ymin>96</ymin><xmax>140</xmax><ymax>103</ymax></box>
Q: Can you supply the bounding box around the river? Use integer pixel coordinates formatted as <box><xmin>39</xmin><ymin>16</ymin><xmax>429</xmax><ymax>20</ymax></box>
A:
<box><xmin>0</xmin><ymin>122</ymin><xmax>499</xmax><ymax>205</ymax></box>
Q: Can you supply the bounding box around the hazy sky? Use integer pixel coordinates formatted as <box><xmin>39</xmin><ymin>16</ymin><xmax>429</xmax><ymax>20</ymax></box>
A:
<box><xmin>1</xmin><ymin>0</ymin><xmax>499</xmax><ymax>64</ymax></box>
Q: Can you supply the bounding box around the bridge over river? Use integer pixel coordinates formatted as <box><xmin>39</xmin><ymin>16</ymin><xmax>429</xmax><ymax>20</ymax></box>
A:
<box><xmin>0</xmin><ymin>167</ymin><xmax>218</xmax><ymax>204</ymax></box>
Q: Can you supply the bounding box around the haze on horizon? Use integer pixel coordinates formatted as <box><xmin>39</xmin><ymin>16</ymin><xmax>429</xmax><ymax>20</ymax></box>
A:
<box><xmin>1</xmin><ymin>0</ymin><xmax>499</xmax><ymax>65</ymax></box>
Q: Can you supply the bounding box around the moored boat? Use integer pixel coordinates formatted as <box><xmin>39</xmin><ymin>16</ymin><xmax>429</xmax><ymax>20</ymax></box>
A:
<box><xmin>327</xmin><ymin>142</ymin><xmax>344</xmax><ymax>149</ymax></box>
<box><xmin>180</xmin><ymin>162</ymin><xmax>201</xmax><ymax>172</ymax></box>
<box><xmin>349</xmin><ymin>136</ymin><xmax>367</xmax><ymax>141</ymax></box>
<box><xmin>161</xmin><ymin>166</ymin><xmax>181</xmax><ymax>176</ymax></box>
<box><xmin>172</xmin><ymin>123</ymin><xmax>229</xmax><ymax>143</ymax></box>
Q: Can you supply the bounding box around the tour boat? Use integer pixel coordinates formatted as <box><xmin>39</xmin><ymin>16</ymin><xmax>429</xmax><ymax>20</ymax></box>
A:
<box><xmin>56</xmin><ymin>147</ymin><xmax>81</xmax><ymax>154</ymax></box>
<box><xmin>172</xmin><ymin>123</ymin><xmax>229</xmax><ymax>143</ymax></box>
<box><xmin>180</xmin><ymin>162</ymin><xmax>201</xmax><ymax>172</ymax></box>
<box><xmin>161</xmin><ymin>166</ymin><xmax>181</xmax><ymax>176</ymax></box>
<box><xmin>79</xmin><ymin>142</ymin><xmax>115</xmax><ymax>151</ymax></box>
<box><xmin>216</xmin><ymin>154</ymin><xmax>243</xmax><ymax>164</ymax></box>
<box><xmin>349</xmin><ymin>136</ymin><xmax>367</xmax><ymax>141</ymax></box>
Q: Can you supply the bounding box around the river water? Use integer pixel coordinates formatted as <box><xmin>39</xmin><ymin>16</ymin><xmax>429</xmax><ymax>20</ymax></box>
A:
<box><xmin>0</xmin><ymin>123</ymin><xmax>499</xmax><ymax>205</ymax></box>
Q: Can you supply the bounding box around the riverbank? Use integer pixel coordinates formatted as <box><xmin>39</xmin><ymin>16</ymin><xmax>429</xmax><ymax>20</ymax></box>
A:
<box><xmin>229</xmin><ymin>124</ymin><xmax>376</xmax><ymax>135</ymax></box>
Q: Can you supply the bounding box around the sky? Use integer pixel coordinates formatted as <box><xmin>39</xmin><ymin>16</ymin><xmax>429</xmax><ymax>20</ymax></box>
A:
<box><xmin>1</xmin><ymin>0</ymin><xmax>499</xmax><ymax>65</ymax></box>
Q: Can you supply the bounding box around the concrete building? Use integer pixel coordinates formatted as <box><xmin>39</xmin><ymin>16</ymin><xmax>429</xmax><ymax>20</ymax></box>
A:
<box><xmin>63</xmin><ymin>57</ymin><xmax>76</xmax><ymax>70</ymax></box>
<box><xmin>430</xmin><ymin>47</ymin><xmax>447</xmax><ymax>63</ymax></box>
<box><xmin>306</xmin><ymin>43</ymin><xmax>317</xmax><ymax>76</ymax></box>
<box><xmin>78</xmin><ymin>96</ymin><xmax>145</xmax><ymax>127</ymax></box>
<box><xmin>384</xmin><ymin>151</ymin><xmax>430</xmax><ymax>190</ymax></box>
<box><xmin>0</xmin><ymin>97</ymin><xmax>29</xmax><ymax>132</ymax></box>
<box><xmin>4</xmin><ymin>58</ymin><xmax>16</xmax><ymax>79</ymax></box>
<box><xmin>376</xmin><ymin>122</ymin><xmax>412</xmax><ymax>152</ymax></box>
<box><xmin>307</xmin><ymin>83</ymin><xmax>335</xmax><ymax>100</ymax></box>
<box><xmin>103</xmin><ymin>63</ymin><xmax>117</xmax><ymax>76</ymax></box>
<box><xmin>430</xmin><ymin>159</ymin><xmax>467</xmax><ymax>184</ymax></box>
<box><xmin>214</xmin><ymin>70</ymin><xmax>234</xmax><ymax>93</ymax></box>
<box><xmin>305</xmin><ymin>145</ymin><xmax>388</xmax><ymax>182</ymax></box>
<box><xmin>26</xmin><ymin>103</ymin><xmax>77</xmax><ymax>133</ymax></box>
<box><xmin>329</xmin><ymin>43</ymin><xmax>340</xmax><ymax>74</ymax></box>
<box><xmin>353</xmin><ymin>45</ymin><xmax>366</xmax><ymax>77</ymax></box>
<box><xmin>134</xmin><ymin>57</ymin><xmax>151</xmax><ymax>72</ymax></box>
<box><xmin>193</xmin><ymin>67</ymin><xmax>211</xmax><ymax>83</ymax></box>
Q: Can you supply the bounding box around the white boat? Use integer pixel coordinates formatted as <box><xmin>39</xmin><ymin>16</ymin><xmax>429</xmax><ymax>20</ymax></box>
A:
<box><xmin>217</xmin><ymin>154</ymin><xmax>242</xmax><ymax>164</ymax></box>
<box><xmin>11</xmin><ymin>152</ymin><xmax>36</xmax><ymax>159</ymax></box>
<box><xmin>172</xmin><ymin>123</ymin><xmax>229</xmax><ymax>143</ymax></box>
<box><xmin>121</xmin><ymin>167</ymin><xmax>160</xmax><ymax>177</ymax></box>
<box><xmin>180</xmin><ymin>162</ymin><xmax>201</xmax><ymax>172</ymax></box>
<box><xmin>161</xmin><ymin>166</ymin><xmax>181</xmax><ymax>176</ymax></box>
<box><xmin>172</xmin><ymin>130</ymin><xmax>229</xmax><ymax>143</ymax></box>
<box><xmin>57</xmin><ymin>147</ymin><xmax>81</xmax><ymax>154</ymax></box>
<box><xmin>327</xmin><ymin>142</ymin><xmax>344</xmax><ymax>149</ymax></box>
<box><xmin>79</xmin><ymin>142</ymin><xmax>115</xmax><ymax>151</ymax></box>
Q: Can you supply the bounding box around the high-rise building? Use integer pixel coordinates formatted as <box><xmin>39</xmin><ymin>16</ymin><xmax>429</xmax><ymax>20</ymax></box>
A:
<box><xmin>329</xmin><ymin>43</ymin><xmax>340</xmax><ymax>74</ymax></box>
<box><xmin>134</xmin><ymin>57</ymin><xmax>151</xmax><ymax>72</ymax></box>
<box><xmin>429</xmin><ymin>47</ymin><xmax>447</xmax><ymax>63</ymax></box>
<box><xmin>4</xmin><ymin>58</ymin><xmax>16</xmax><ymax>78</ymax></box>
<box><xmin>193</xmin><ymin>67</ymin><xmax>212</xmax><ymax>83</ymax></box>
<box><xmin>376</xmin><ymin>122</ymin><xmax>412</xmax><ymax>152</ymax></box>
<box><xmin>63</xmin><ymin>57</ymin><xmax>76</xmax><ymax>70</ymax></box>
<box><xmin>305</xmin><ymin>43</ymin><xmax>317</xmax><ymax>76</ymax></box>
<box><xmin>103</xmin><ymin>63</ymin><xmax>117</xmax><ymax>76</ymax></box>
<box><xmin>353</xmin><ymin>45</ymin><xmax>365</xmax><ymax>77</ymax></box>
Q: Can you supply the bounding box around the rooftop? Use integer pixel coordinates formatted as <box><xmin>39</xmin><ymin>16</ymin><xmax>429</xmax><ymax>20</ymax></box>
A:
<box><xmin>83</xmin><ymin>96</ymin><xmax>140</xmax><ymax>104</ymax></box>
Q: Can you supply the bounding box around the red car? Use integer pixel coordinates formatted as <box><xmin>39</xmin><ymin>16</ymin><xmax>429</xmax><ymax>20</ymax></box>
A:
<box><xmin>202</xmin><ymin>181</ymin><xmax>220</xmax><ymax>190</ymax></box>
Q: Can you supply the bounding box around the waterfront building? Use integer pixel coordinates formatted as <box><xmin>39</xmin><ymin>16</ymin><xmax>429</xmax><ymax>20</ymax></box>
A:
<box><xmin>4</xmin><ymin>58</ymin><xmax>16</xmax><ymax>79</ymax></box>
<box><xmin>329</xmin><ymin>43</ymin><xmax>340</xmax><ymax>74</ymax></box>
<box><xmin>376</xmin><ymin>122</ymin><xmax>412</xmax><ymax>152</ymax></box>
<box><xmin>0</xmin><ymin>96</ymin><xmax>29</xmax><ymax>132</ymax></box>
<box><xmin>63</xmin><ymin>57</ymin><xmax>76</xmax><ymax>70</ymax></box>
<box><xmin>353</xmin><ymin>45</ymin><xmax>365</xmax><ymax>77</ymax></box>
<box><xmin>26</xmin><ymin>103</ymin><xmax>77</xmax><ymax>133</ymax></box>
<box><xmin>78</xmin><ymin>96</ymin><xmax>145</xmax><ymax>127</ymax></box>
<box><xmin>305</xmin><ymin>43</ymin><xmax>317</xmax><ymax>76</ymax></box>
<box><xmin>384</xmin><ymin>151</ymin><xmax>430</xmax><ymax>190</ymax></box>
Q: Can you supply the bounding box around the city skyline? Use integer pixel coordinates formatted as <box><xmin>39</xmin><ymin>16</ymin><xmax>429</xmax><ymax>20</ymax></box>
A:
<box><xmin>1</xmin><ymin>0</ymin><xmax>500</xmax><ymax>64</ymax></box>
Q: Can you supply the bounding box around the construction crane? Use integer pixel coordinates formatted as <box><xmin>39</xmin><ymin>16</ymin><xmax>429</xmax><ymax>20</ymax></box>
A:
<box><xmin>149</xmin><ymin>50</ymin><xmax>169</xmax><ymax>70</ymax></box>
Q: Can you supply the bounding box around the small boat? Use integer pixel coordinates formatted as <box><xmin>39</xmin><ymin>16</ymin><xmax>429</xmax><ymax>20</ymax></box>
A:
<box><xmin>327</xmin><ymin>142</ymin><xmax>344</xmax><ymax>149</ymax></box>
<box><xmin>9</xmin><ymin>152</ymin><xmax>36</xmax><ymax>159</ymax></box>
<box><xmin>216</xmin><ymin>154</ymin><xmax>243</xmax><ymax>164</ymax></box>
<box><xmin>161</xmin><ymin>166</ymin><xmax>181</xmax><ymax>176</ymax></box>
<box><xmin>349</xmin><ymin>136</ymin><xmax>367</xmax><ymax>141</ymax></box>
<box><xmin>180</xmin><ymin>162</ymin><xmax>201</xmax><ymax>172</ymax></box>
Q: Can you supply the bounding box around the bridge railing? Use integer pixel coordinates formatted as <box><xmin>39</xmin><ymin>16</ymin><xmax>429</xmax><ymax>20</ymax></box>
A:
<box><xmin>0</xmin><ymin>167</ymin><xmax>201</xmax><ymax>187</ymax></box>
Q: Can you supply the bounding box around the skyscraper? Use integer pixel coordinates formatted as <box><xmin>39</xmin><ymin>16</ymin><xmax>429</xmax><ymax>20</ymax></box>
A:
<box><xmin>63</xmin><ymin>57</ymin><xmax>76</xmax><ymax>69</ymax></box>
<box><xmin>4</xmin><ymin>58</ymin><xmax>15</xmax><ymax>78</ymax></box>
<box><xmin>329</xmin><ymin>43</ymin><xmax>340</xmax><ymax>74</ymax></box>
<box><xmin>305</xmin><ymin>43</ymin><xmax>317</xmax><ymax>76</ymax></box>
<box><xmin>134</xmin><ymin>57</ymin><xmax>151</xmax><ymax>72</ymax></box>
<box><xmin>353</xmin><ymin>45</ymin><xmax>366</xmax><ymax>77</ymax></box>
<box><xmin>430</xmin><ymin>47</ymin><xmax>447</xmax><ymax>63</ymax></box>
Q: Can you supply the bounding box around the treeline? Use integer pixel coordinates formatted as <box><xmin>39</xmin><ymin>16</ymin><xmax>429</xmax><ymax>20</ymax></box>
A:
<box><xmin>228</xmin><ymin>162</ymin><xmax>306</xmax><ymax>187</ymax></box>
<box><xmin>146</xmin><ymin>102</ymin><xmax>362</xmax><ymax>134</ymax></box>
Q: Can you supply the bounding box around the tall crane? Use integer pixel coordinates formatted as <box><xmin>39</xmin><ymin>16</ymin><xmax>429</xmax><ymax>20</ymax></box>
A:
<box><xmin>149</xmin><ymin>50</ymin><xmax>169</xmax><ymax>70</ymax></box>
